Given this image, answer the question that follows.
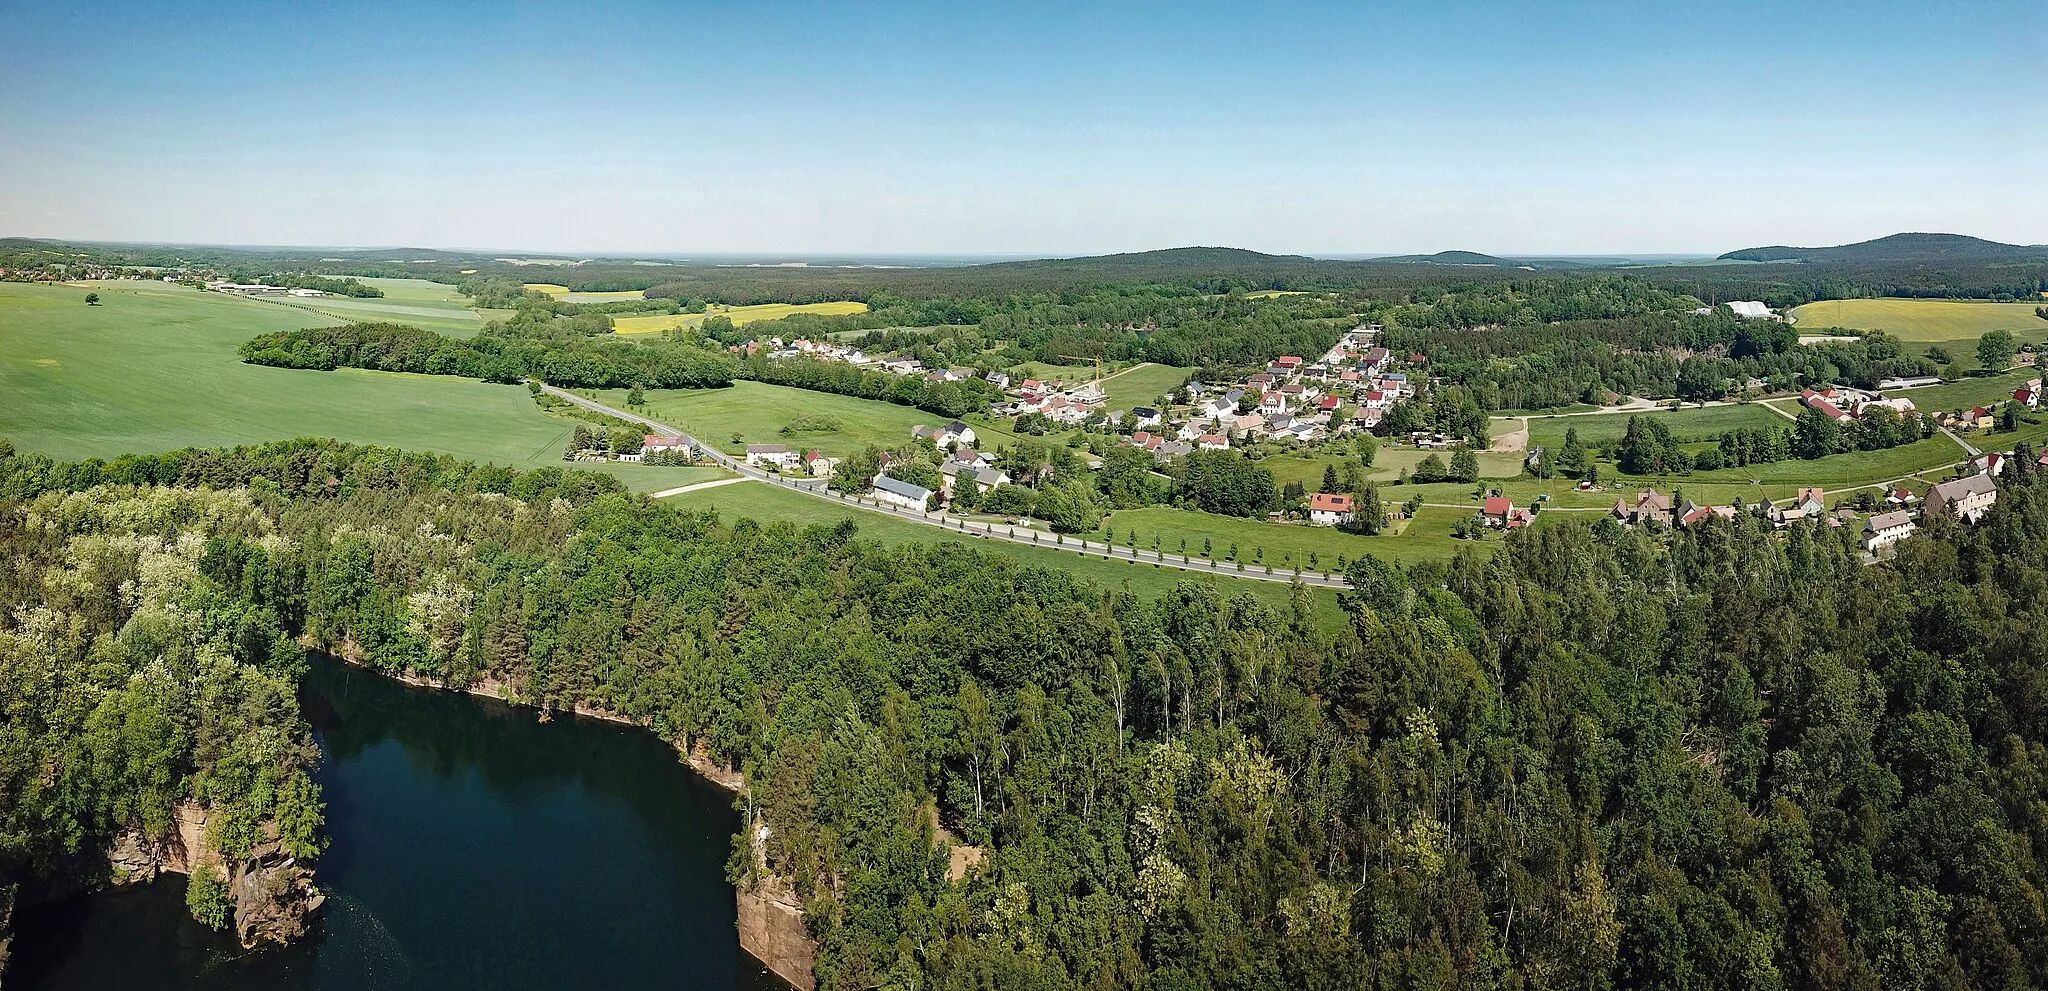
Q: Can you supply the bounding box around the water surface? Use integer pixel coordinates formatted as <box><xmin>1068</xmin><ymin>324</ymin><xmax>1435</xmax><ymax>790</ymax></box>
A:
<box><xmin>11</xmin><ymin>657</ymin><xmax>784</xmax><ymax>990</ymax></box>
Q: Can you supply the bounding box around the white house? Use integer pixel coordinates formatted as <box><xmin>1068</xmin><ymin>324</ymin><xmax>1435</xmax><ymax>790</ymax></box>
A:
<box><xmin>1308</xmin><ymin>492</ymin><xmax>1354</xmax><ymax>526</ymax></box>
<box><xmin>644</xmin><ymin>434</ymin><xmax>689</xmax><ymax>454</ymax></box>
<box><xmin>745</xmin><ymin>443</ymin><xmax>801</xmax><ymax>470</ymax></box>
<box><xmin>801</xmin><ymin>450</ymin><xmax>839</xmax><ymax>477</ymax></box>
<box><xmin>871</xmin><ymin>474</ymin><xmax>934</xmax><ymax>510</ymax></box>
<box><xmin>1862</xmin><ymin>510</ymin><xmax>1915</xmax><ymax>551</ymax></box>
<box><xmin>912</xmin><ymin>420</ymin><xmax>977</xmax><ymax>449</ymax></box>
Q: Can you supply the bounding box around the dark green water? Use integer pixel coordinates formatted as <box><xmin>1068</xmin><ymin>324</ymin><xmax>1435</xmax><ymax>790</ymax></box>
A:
<box><xmin>10</xmin><ymin>657</ymin><xmax>785</xmax><ymax>990</ymax></box>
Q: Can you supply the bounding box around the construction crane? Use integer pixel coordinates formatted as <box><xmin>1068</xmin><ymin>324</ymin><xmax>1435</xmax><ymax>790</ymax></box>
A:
<box><xmin>1059</xmin><ymin>354</ymin><xmax>1103</xmax><ymax>383</ymax></box>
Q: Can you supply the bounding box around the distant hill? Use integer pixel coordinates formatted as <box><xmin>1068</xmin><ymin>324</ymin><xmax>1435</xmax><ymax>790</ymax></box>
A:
<box><xmin>1719</xmin><ymin>232</ymin><xmax>2048</xmax><ymax>264</ymax></box>
<box><xmin>975</xmin><ymin>246</ymin><xmax>1316</xmax><ymax>272</ymax></box>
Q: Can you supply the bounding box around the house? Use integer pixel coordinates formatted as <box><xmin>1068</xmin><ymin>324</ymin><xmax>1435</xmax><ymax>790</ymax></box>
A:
<box><xmin>1130</xmin><ymin>406</ymin><xmax>1162</xmax><ymax>428</ymax></box>
<box><xmin>1067</xmin><ymin>382</ymin><xmax>1107</xmax><ymax>407</ymax></box>
<box><xmin>1970</xmin><ymin>452</ymin><xmax>2007</xmax><ymax>477</ymax></box>
<box><xmin>1482</xmin><ymin>496</ymin><xmax>1514</xmax><ymax>528</ymax></box>
<box><xmin>1317</xmin><ymin>395</ymin><xmax>1342</xmax><ymax>414</ymax></box>
<box><xmin>1308</xmin><ymin>492</ymin><xmax>1354</xmax><ymax>526</ymax></box>
<box><xmin>643</xmin><ymin>434</ymin><xmax>689</xmax><ymax>454</ymax></box>
<box><xmin>912</xmin><ymin>420</ymin><xmax>977</xmax><ymax>449</ymax></box>
<box><xmin>1506</xmin><ymin>507</ymin><xmax>1536</xmax><ymax>529</ymax></box>
<box><xmin>744</xmin><ymin>443</ymin><xmax>801</xmax><ymax>469</ymax></box>
<box><xmin>1261</xmin><ymin>391</ymin><xmax>1288</xmax><ymax>413</ymax></box>
<box><xmin>985</xmin><ymin>371</ymin><xmax>1011</xmax><ymax>390</ymax></box>
<box><xmin>1352</xmin><ymin>408</ymin><xmax>1385</xmax><ymax>432</ymax></box>
<box><xmin>801</xmin><ymin>450</ymin><xmax>839</xmax><ymax>477</ymax></box>
<box><xmin>881</xmin><ymin>357</ymin><xmax>923</xmax><ymax>376</ymax></box>
<box><xmin>1197</xmin><ymin>433</ymin><xmax>1230</xmax><ymax>451</ymax></box>
<box><xmin>2016</xmin><ymin>386</ymin><xmax>2040</xmax><ymax>409</ymax></box>
<box><xmin>871</xmin><ymin>474</ymin><xmax>934</xmax><ymax>510</ymax></box>
<box><xmin>1360</xmin><ymin>346</ymin><xmax>1391</xmax><ymax>371</ymax></box>
<box><xmin>1862</xmin><ymin>510</ymin><xmax>1916</xmax><ymax>551</ymax></box>
<box><xmin>1925</xmin><ymin>473</ymin><xmax>1998</xmax><ymax>523</ymax></box>
<box><xmin>1612</xmin><ymin>490</ymin><xmax>1673</xmax><ymax>526</ymax></box>
<box><xmin>1153</xmin><ymin>440</ymin><xmax>1193</xmax><ymax>463</ymax></box>
<box><xmin>1885</xmin><ymin>487</ymin><xmax>1919</xmax><ymax>508</ymax></box>
<box><xmin>1801</xmin><ymin>389</ymin><xmax>1851</xmax><ymax>421</ymax></box>
<box><xmin>939</xmin><ymin>459</ymin><xmax>1008</xmax><ymax>493</ymax></box>
<box><xmin>1268</xmin><ymin>356</ymin><xmax>1304</xmax><ymax>377</ymax></box>
<box><xmin>1246</xmin><ymin>373</ymin><xmax>1275</xmax><ymax>389</ymax></box>
<box><xmin>1793</xmin><ymin>487</ymin><xmax>1826</xmax><ymax>515</ymax></box>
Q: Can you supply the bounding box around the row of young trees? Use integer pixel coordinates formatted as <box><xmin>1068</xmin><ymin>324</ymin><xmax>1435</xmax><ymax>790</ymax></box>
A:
<box><xmin>6</xmin><ymin>437</ymin><xmax>2048</xmax><ymax>987</ymax></box>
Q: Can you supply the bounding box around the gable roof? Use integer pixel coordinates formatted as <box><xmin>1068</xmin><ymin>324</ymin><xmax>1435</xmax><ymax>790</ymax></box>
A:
<box><xmin>873</xmin><ymin>475</ymin><xmax>933</xmax><ymax>501</ymax></box>
<box><xmin>1309</xmin><ymin>493</ymin><xmax>1353</xmax><ymax>512</ymax></box>
<box><xmin>1932</xmin><ymin>473</ymin><xmax>1997</xmax><ymax>500</ymax></box>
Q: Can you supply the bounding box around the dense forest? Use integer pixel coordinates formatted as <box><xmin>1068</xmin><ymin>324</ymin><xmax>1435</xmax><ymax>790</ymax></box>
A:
<box><xmin>7</xmin><ymin>436</ymin><xmax>2048</xmax><ymax>989</ymax></box>
<box><xmin>238</xmin><ymin>321</ymin><xmax>735</xmax><ymax>390</ymax></box>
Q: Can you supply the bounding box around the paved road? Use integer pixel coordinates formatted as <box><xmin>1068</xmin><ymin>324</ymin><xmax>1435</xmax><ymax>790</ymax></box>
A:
<box><xmin>538</xmin><ymin>384</ymin><xmax>1353</xmax><ymax>589</ymax></box>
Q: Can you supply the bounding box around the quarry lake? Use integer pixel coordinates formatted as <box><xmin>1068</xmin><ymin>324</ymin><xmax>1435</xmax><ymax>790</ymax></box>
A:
<box><xmin>10</xmin><ymin>656</ymin><xmax>785</xmax><ymax>991</ymax></box>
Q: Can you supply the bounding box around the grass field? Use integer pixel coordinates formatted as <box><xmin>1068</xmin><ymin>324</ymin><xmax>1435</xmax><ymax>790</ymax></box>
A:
<box><xmin>1099</xmin><ymin>363</ymin><xmax>1195</xmax><ymax>411</ymax></box>
<box><xmin>662</xmin><ymin>479</ymin><xmax>1347</xmax><ymax>623</ymax></box>
<box><xmin>610</xmin><ymin>301</ymin><xmax>870</xmax><ymax>335</ymax></box>
<box><xmin>238</xmin><ymin>277</ymin><xmax>492</xmax><ymax>335</ymax></box>
<box><xmin>1089</xmin><ymin>505</ymin><xmax>1493</xmax><ymax>570</ymax></box>
<box><xmin>593</xmin><ymin>381</ymin><xmax>1026</xmax><ymax>457</ymax></box>
<box><xmin>1790</xmin><ymin>299</ymin><xmax>2048</xmax><ymax>342</ymax></box>
<box><xmin>1872</xmin><ymin>366</ymin><xmax>2039</xmax><ymax>412</ymax></box>
<box><xmin>0</xmin><ymin>280</ymin><xmax>701</xmax><ymax>492</ymax></box>
<box><xmin>1522</xmin><ymin>403</ymin><xmax>1790</xmax><ymax>451</ymax></box>
<box><xmin>1258</xmin><ymin>446</ymin><xmax>1525</xmax><ymax>492</ymax></box>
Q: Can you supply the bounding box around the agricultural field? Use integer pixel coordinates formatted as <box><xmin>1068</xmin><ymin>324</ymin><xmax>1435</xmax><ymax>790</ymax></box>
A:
<box><xmin>1099</xmin><ymin>362</ymin><xmax>1196</xmax><ymax>410</ymax></box>
<box><xmin>1257</xmin><ymin>445</ymin><xmax>1524</xmax><ymax>492</ymax></box>
<box><xmin>1790</xmin><ymin>298</ymin><xmax>2048</xmax><ymax>342</ymax></box>
<box><xmin>1521</xmin><ymin>403</ymin><xmax>1790</xmax><ymax>451</ymax></box>
<box><xmin>592</xmin><ymin>381</ymin><xmax>1025</xmax><ymax>457</ymax></box>
<box><xmin>0</xmin><ymin>280</ymin><xmax>693</xmax><ymax>492</ymax></box>
<box><xmin>610</xmin><ymin>301</ymin><xmax>869</xmax><ymax>334</ymax></box>
<box><xmin>232</xmin><ymin>276</ymin><xmax>495</xmax><ymax>335</ymax></box>
<box><xmin>662</xmin><ymin>478</ymin><xmax>1346</xmax><ymax>624</ymax></box>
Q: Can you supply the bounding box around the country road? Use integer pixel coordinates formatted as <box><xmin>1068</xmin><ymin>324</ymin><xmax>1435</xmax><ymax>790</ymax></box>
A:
<box><xmin>538</xmin><ymin>384</ymin><xmax>1356</xmax><ymax>589</ymax></box>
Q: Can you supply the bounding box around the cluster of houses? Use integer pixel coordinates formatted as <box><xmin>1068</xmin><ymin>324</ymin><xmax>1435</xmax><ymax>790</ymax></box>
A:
<box><xmin>202</xmin><ymin>281</ymin><xmax>328</xmax><ymax>297</ymax></box>
<box><xmin>1799</xmin><ymin>385</ymin><xmax>1917</xmax><ymax>423</ymax></box>
<box><xmin>867</xmin><ymin>445</ymin><xmax>1012</xmax><ymax>512</ymax></box>
<box><xmin>1602</xmin><ymin>470</ymin><xmax>2007</xmax><ymax>555</ymax></box>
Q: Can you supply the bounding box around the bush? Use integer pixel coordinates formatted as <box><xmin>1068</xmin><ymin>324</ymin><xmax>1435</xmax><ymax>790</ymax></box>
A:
<box><xmin>185</xmin><ymin>865</ymin><xmax>231</xmax><ymax>930</ymax></box>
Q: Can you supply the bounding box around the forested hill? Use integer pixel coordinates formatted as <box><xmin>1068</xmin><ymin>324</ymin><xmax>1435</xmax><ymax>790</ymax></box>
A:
<box><xmin>1720</xmin><ymin>232</ymin><xmax>2048</xmax><ymax>264</ymax></box>
<box><xmin>1371</xmin><ymin>249</ymin><xmax>1540</xmax><ymax>267</ymax></box>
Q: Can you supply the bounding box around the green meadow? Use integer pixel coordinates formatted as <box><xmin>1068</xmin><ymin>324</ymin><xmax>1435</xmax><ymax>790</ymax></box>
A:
<box><xmin>595</xmin><ymin>381</ymin><xmax>1028</xmax><ymax>457</ymax></box>
<box><xmin>0</xmin><ymin>280</ymin><xmax>676</xmax><ymax>491</ymax></box>
<box><xmin>1522</xmin><ymin>403</ymin><xmax>1790</xmax><ymax>451</ymax></box>
<box><xmin>1087</xmin><ymin>504</ymin><xmax>1493</xmax><ymax>570</ymax></box>
<box><xmin>224</xmin><ymin>276</ymin><xmax>497</xmax><ymax>336</ymax></box>
<box><xmin>1099</xmin><ymin>362</ymin><xmax>1195</xmax><ymax>410</ymax></box>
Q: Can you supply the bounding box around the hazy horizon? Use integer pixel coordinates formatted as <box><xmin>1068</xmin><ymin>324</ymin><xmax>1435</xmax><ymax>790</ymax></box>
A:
<box><xmin>5</xmin><ymin>0</ymin><xmax>2042</xmax><ymax>255</ymax></box>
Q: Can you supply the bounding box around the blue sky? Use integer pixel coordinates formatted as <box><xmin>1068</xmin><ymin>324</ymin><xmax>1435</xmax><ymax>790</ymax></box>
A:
<box><xmin>3</xmin><ymin>0</ymin><xmax>2041</xmax><ymax>256</ymax></box>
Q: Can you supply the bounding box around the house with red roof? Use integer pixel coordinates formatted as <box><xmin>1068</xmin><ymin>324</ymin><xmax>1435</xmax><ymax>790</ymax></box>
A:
<box><xmin>1482</xmin><ymin>496</ymin><xmax>1514</xmax><ymax>527</ymax></box>
<box><xmin>1308</xmin><ymin>492</ymin><xmax>1354</xmax><ymax>526</ymax></box>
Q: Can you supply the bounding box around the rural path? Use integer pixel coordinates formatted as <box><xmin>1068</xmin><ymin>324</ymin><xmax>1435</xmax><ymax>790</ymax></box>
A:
<box><xmin>1490</xmin><ymin>417</ymin><xmax>1529</xmax><ymax>453</ymax></box>
<box><xmin>538</xmin><ymin>384</ymin><xmax>1355</xmax><ymax>589</ymax></box>
<box><xmin>1939</xmin><ymin>426</ymin><xmax>1981</xmax><ymax>459</ymax></box>
<box><xmin>1095</xmin><ymin>362</ymin><xmax>1154</xmax><ymax>383</ymax></box>
<box><xmin>648</xmin><ymin>476</ymin><xmax>748</xmax><ymax>498</ymax></box>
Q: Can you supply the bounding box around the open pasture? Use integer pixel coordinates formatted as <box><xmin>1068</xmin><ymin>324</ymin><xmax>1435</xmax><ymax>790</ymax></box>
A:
<box><xmin>596</xmin><ymin>381</ymin><xmax>1024</xmax><ymax>457</ymax></box>
<box><xmin>1522</xmin><ymin>403</ymin><xmax>1788</xmax><ymax>451</ymax></box>
<box><xmin>1088</xmin><ymin>504</ymin><xmax>1492</xmax><ymax>570</ymax></box>
<box><xmin>0</xmin><ymin>280</ymin><xmax>686</xmax><ymax>490</ymax></box>
<box><xmin>1099</xmin><ymin>363</ymin><xmax>1195</xmax><ymax>410</ymax></box>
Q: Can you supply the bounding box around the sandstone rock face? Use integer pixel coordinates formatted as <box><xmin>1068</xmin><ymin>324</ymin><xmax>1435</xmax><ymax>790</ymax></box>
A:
<box><xmin>736</xmin><ymin>877</ymin><xmax>813</xmax><ymax>991</ymax></box>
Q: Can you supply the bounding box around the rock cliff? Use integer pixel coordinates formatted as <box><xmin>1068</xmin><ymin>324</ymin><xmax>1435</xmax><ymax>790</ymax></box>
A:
<box><xmin>107</xmin><ymin>802</ymin><xmax>324</xmax><ymax>948</ymax></box>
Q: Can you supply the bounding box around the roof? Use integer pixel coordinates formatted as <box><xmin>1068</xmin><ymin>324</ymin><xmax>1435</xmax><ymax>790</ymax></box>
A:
<box><xmin>1933</xmin><ymin>473</ymin><xmax>1997</xmax><ymax>500</ymax></box>
<box><xmin>1309</xmin><ymin>493</ymin><xmax>1353</xmax><ymax>512</ymax></box>
<box><xmin>644</xmin><ymin>433</ymin><xmax>684</xmax><ymax>446</ymax></box>
<box><xmin>1867</xmin><ymin>510</ymin><xmax>1914</xmax><ymax>531</ymax></box>
<box><xmin>1483</xmin><ymin>496</ymin><xmax>1512</xmax><ymax>516</ymax></box>
<box><xmin>873</xmin><ymin>475</ymin><xmax>933</xmax><ymax>501</ymax></box>
<box><xmin>745</xmin><ymin>443</ymin><xmax>790</xmax><ymax>454</ymax></box>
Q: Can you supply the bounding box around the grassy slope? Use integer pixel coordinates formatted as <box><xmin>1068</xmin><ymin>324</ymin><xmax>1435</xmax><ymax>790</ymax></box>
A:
<box><xmin>1878</xmin><ymin>366</ymin><xmax>2039</xmax><ymax>412</ymax></box>
<box><xmin>0</xmin><ymin>281</ymin><xmax>687</xmax><ymax>492</ymax></box>
<box><xmin>238</xmin><ymin>277</ymin><xmax>492</xmax><ymax>336</ymax></box>
<box><xmin>1523</xmin><ymin>403</ymin><xmax>1790</xmax><ymax>450</ymax></box>
<box><xmin>663</xmin><ymin>479</ymin><xmax>1347</xmax><ymax>624</ymax></box>
<box><xmin>597</xmin><ymin>381</ymin><xmax>1027</xmax><ymax>457</ymax></box>
<box><xmin>1088</xmin><ymin>504</ymin><xmax>1491</xmax><ymax>570</ymax></box>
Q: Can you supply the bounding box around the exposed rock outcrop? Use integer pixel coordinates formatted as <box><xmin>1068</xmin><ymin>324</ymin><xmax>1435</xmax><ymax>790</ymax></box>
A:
<box><xmin>737</xmin><ymin>874</ymin><xmax>813</xmax><ymax>991</ymax></box>
<box><xmin>227</xmin><ymin>838</ymin><xmax>324</xmax><ymax>948</ymax></box>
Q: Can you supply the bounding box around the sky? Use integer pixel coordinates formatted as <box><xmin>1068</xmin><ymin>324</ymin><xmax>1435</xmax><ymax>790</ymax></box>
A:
<box><xmin>3</xmin><ymin>0</ymin><xmax>2042</xmax><ymax>257</ymax></box>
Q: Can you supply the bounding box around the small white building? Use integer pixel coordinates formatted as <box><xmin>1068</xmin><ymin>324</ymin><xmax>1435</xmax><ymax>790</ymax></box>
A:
<box><xmin>871</xmin><ymin>474</ymin><xmax>934</xmax><ymax>510</ymax></box>
<box><xmin>1308</xmin><ymin>492</ymin><xmax>1354</xmax><ymax>527</ymax></box>
<box><xmin>745</xmin><ymin>443</ymin><xmax>801</xmax><ymax>470</ymax></box>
